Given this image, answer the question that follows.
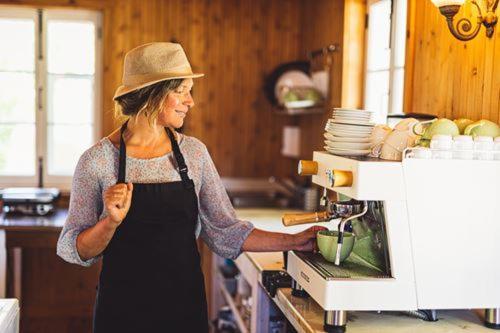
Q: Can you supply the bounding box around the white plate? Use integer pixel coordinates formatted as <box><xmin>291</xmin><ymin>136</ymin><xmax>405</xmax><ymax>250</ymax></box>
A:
<box><xmin>324</xmin><ymin>140</ymin><xmax>372</xmax><ymax>150</ymax></box>
<box><xmin>323</xmin><ymin>132</ymin><xmax>372</xmax><ymax>143</ymax></box>
<box><xmin>325</xmin><ymin>125</ymin><xmax>372</xmax><ymax>136</ymax></box>
<box><xmin>332</xmin><ymin>116</ymin><xmax>372</xmax><ymax>122</ymax></box>
<box><xmin>330</xmin><ymin>119</ymin><xmax>375</xmax><ymax>126</ymax></box>
<box><xmin>274</xmin><ymin>70</ymin><xmax>314</xmax><ymax>100</ymax></box>
<box><xmin>324</xmin><ymin>146</ymin><xmax>371</xmax><ymax>156</ymax></box>
<box><xmin>325</xmin><ymin>129</ymin><xmax>372</xmax><ymax>138</ymax></box>
<box><xmin>332</xmin><ymin>115</ymin><xmax>372</xmax><ymax>122</ymax></box>
<box><xmin>333</xmin><ymin>109</ymin><xmax>372</xmax><ymax>115</ymax></box>
<box><xmin>333</xmin><ymin>107</ymin><xmax>373</xmax><ymax>112</ymax></box>
<box><xmin>333</xmin><ymin>108</ymin><xmax>373</xmax><ymax>114</ymax></box>
<box><xmin>327</xmin><ymin>123</ymin><xmax>374</xmax><ymax>132</ymax></box>
<box><xmin>285</xmin><ymin>100</ymin><xmax>316</xmax><ymax>108</ymax></box>
<box><xmin>334</xmin><ymin>111</ymin><xmax>371</xmax><ymax>115</ymax></box>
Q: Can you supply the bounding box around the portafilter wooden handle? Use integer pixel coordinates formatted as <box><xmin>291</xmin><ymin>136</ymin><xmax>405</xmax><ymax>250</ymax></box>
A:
<box><xmin>282</xmin><ymin>211</ymin><xmax>328</xmax><ymax>226</ymax></box>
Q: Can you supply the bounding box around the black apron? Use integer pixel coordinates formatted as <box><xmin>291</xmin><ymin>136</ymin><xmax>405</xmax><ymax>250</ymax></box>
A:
<box><xmin>93</xmin><ymin>121</ymin><xmax>208</xmax><ymax>333</ymax></box>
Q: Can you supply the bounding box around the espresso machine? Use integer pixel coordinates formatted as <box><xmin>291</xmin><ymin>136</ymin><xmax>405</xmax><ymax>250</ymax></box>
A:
<box><xmin>281</xmin><ymin>151</ymin><xmax>500</xmax><ymax>332</ymax></box>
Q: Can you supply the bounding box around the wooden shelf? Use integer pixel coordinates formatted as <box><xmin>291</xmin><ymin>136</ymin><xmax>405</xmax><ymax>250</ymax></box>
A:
<box><xmin>217</xmin><ymin>271</ymin><xmax>250</xmax><ymax>333</ymax></box>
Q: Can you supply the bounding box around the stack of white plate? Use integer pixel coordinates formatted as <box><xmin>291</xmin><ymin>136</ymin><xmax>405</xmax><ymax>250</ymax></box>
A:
<box><xmin>324</xmin><ymin>108</ymin><xmax>375</xmax><ymax>156</ymax></box>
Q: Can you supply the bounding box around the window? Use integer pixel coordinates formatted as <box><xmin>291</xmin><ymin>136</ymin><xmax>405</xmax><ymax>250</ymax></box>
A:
<box><xmin>0</xmin><ymin>7</ymin><xmax>102</xmax><ymax>190</ymax></box>
<box><xmin>364</xmin><ymin>0</ymin><xmax>407</xmax><ymax>124</ymax></box>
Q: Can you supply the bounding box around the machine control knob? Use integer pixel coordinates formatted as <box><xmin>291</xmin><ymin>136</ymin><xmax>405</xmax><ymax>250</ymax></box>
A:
<box><xmin>298</xmin><ymin>160</ymin><xmax>318</xmax><ymax>176</ymax></box>
<box><xmin>326</xmin><ymin>169</ymin><xmax>353</xmax><ymax>187</ymax></box>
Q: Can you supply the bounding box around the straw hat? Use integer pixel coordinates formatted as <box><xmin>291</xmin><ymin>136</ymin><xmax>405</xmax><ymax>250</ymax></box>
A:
<box><xmin>113</xmin><ymin>42</ymin><xmax>204</xmax><ymax>100</ymax></box>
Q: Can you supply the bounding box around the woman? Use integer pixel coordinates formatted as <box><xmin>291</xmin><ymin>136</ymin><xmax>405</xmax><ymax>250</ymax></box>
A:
<box><xmin>57</xmin><ymin>42</ymin><xmax>322</xmax><ymax>333</ymax></box>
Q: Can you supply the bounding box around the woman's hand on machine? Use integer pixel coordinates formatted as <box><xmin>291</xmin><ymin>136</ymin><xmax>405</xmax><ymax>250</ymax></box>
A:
<box><xmin>104</xmin><ymin>182</ymin><xmax>134</xmax><ymax>226</ymax></box>
<box><xmin>292</xmin><ymin>226</ymin><xmax>327</xmax><ymax>252</ymax></box>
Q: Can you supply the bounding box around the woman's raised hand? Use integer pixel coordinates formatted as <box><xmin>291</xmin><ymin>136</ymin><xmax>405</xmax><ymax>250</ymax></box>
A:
<box><xmin>104</xmin><ymin>182</ymin><xmax>133</xmax><ymax>226</ymax></box>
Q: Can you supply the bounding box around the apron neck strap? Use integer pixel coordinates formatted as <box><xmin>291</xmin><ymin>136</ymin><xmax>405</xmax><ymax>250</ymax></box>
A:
<box><xmin>117</xmin><ymin>120</ymin><xmax>128</xmax><ymax>184</ymax></box>
<box><xmin>117</xmin><ymin>120</ymin><xmax>193</xmax><ymax>189</ymax></box>
<box><xmin>165</xmin><ymin>127</ymin><xmax>193</xmax><ymax>189</ymax></box>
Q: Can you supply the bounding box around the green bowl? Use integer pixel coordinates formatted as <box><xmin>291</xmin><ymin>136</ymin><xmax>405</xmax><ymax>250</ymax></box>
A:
<box><xmin>317</xmin><ymin>230</ymin><xmax>355</xmax><ymax>263</ymax></box>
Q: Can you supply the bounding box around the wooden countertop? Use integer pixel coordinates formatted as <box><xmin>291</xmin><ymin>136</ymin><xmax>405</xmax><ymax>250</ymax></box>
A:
<box><xmin>0</xmin><ymin>209</ymin><xmax>67</xmax><ymax>232</ymax></box>
<box><xmin>275</xmin><ymin>288</ymin><xmax>491</xmax><ymax>333</ymax></box>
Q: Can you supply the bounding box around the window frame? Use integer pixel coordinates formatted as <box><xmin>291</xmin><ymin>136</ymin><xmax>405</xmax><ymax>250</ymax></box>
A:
<box><xmin>0</xmin><ymin>7</ymin><xmax>39</xmax><ymax>187</ymax></box>
<box><xmin>0</xmin><ymin>6</ymin><xmax>102</xmax><ymax>191</ymax></box>
<box><xmin>363</xmin><ymin>0</ymin><xmax>407</xmax><ymax>121</ymax></box>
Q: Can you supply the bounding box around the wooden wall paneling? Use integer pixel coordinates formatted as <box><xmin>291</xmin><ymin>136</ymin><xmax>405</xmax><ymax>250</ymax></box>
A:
<box><xmin>341</xmin><ymin>0</ymin><xmax>366</xmax><ymax>109</ymax></box>
<box><xmin>102</xmin><ymin>3</ymin><xmax>119</xmax><ymax>135</ymax></box>
<box><xmin>299</xmin><ymin>0</ymin><xmax>345</xmax><ymax>160</ymax></box>
<box><xmin>255</xmin><ymin>0</ymin><xmax>300</xmax><ymax>178</ymax></box>
<box><xmin>260</xmin><ymin>0</ymin><xmax>277</xmax><ymax>177</ymax></box>
<box><xmin>240</xmin><ymin>0</ymin><xmax>263</xmax><ymax>177</ymax></box>
<box><xmin>407</xmin><ymin>0</ymin><xmax>499</xmax><ymax>122</ymax></box>
<box><xmin>102</xmin><ymin>0</ymin><xmax>129</xmax><ymax>134</ymax></box>
<box><xmin>403</xmin><ymin>0</ymin><xmax>416</xmax><ymax>114</ymax></box>
<box><xmin>219</xmin><ymin>0</ymin><xmax>238</xmax><ymax>176</ymax></box>
<box><xmin>235</xmin><ymin>0</ymin><xmax>252</xmax><ymax>177</ymax></box>
<box><xmin>184</xmin><ymin>0</ymin><xmax>208</xmax><ymax>144</ymax></box>
<box><xmin>489</xmin><ymin>28</ymin><xmax>500</xmax><ymax>123</ymax></box>
<box><xmin>480</xmin><ymin>27</ymin><xmax>496</xmax><ymax>121</ymax></box>
<box><xmin>203</xmin><ymin>0</ymin><xmax>223</xmax><ymax>173</ymax></box>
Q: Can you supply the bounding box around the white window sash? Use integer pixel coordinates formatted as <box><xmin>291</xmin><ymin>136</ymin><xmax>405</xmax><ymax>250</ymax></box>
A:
<box><xmin>0</xmin><ymin>7</ymin><xmax>102</xmax><ymax>191</ymax></box>
<box><xmin>363</xmin><ymin>0</ymin><xmax>407</xmax><ymax>119</ymax></box>
<box><xmin>387</xmin><ymin>0</ymin><xmax>407</xmax><ymax>116</ymax></box>
<box><xmin>0</xmin><ymin>6</ymin><xmax>39</xmax><ymax>187</ymax></box>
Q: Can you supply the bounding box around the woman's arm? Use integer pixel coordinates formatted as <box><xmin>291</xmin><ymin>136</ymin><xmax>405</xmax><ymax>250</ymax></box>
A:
<box><xmin>194</xmin><ymin>141</ymin><xmax>324</xmax><ymax>258</ymax></box>
<box><xmin>241</xmin><ymin>226</ymin><xmax>325</xmax><ymax>253</ymax></box>
<box><xmin>76</xmin><ymin>216</ymin><xmax>118</xmax><ymax>260</ymax></box>
<box><xmin>57</xmin><ymin>147</ymin><xmax>132</xmax><ymax>266</ymax></box>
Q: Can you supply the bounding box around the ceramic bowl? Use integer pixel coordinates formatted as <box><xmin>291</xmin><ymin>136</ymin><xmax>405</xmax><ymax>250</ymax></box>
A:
<box><xmin>317</xmin><ymin>230</ymin><xmax>355</xmax><ymax>263</ymax></box>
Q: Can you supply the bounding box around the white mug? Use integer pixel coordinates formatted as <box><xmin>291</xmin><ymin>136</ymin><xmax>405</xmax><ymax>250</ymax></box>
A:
<box><xmin>430</xmin><ymin>134</ymin><xmax>452</xmax><ymax>159</ymax></box>
<box><xmin>407</xmin><ymin>147</ymin><xmax>432</xmax><ymax>159</ymax></box>
<box><xmin>371</xmin><ymin>130</ymin><xmax>409</xmax><ymax>161</ymax></box>
<box><xmin>494</xmin><ymin>137</ymin><xmax>500</xmax><ymax>161</ymax></box>
<box><xmin>430</xmin><ymin>134</ymin><xmax>453</xmax><ymax>150</ymax></box>
<box><xmin>474</xmin><ymin>136</ymin><xmax>493</xmax><ymax>160</ymax></box>
<box><xmin>453</xmin><ymin>135</ymin><xmax>473</xmax><ymax>160</ymax></box>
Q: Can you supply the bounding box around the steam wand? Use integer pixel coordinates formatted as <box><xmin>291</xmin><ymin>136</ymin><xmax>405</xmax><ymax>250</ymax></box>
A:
<box><xmin>334</xmin><ymin>201</ymin><xmax>368</xmax><ymax>266</ymax></box>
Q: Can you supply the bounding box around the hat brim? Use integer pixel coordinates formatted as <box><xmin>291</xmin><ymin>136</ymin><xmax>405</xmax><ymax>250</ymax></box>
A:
<box><xmin>113</xmin><ymin>72</ymin><xmax>204</xmax><ymax>100</ymax></box>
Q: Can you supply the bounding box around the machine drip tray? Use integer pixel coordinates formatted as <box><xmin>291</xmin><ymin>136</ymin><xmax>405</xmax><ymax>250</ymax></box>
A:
<box><xmin>296</xmin><ymin>252</ymin><xmax>391</xmax><ymax>280</ymax></box>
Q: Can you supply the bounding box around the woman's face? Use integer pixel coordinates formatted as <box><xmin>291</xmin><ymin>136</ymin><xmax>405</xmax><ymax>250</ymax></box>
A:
<box><xmin>157</xmin><ymin>79</ymin><xmax>195</xmax><ymax>128</ymax></box>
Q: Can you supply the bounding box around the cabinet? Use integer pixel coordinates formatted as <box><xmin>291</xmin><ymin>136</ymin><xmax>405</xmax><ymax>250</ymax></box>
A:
<box><xmin>211</xmin><ymin>252</ymin><xmax>289</xmax><ymax>333</ymax></box>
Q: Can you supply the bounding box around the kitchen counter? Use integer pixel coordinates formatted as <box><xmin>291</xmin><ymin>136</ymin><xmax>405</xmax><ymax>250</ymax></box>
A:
<box><xmin>0</xmin><ymin>210</ymin><xmax>66</xmax><ymax>232</ymax></box>
<box><xmin>0</xmin><ymin>209</ymin><xmax>99</xmax><ymax>333</ymax></box>
<box><xmin>234</xmin><ymin>209</ymin><xmax>494</xmax><ymax>333</ymax></box>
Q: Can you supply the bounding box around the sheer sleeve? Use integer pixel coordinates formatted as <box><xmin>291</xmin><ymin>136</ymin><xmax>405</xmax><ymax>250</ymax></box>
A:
<box><xmin>197</xmin><ymin>146</ymin><xmax>254</xmax><ymax>259</ymax></box>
